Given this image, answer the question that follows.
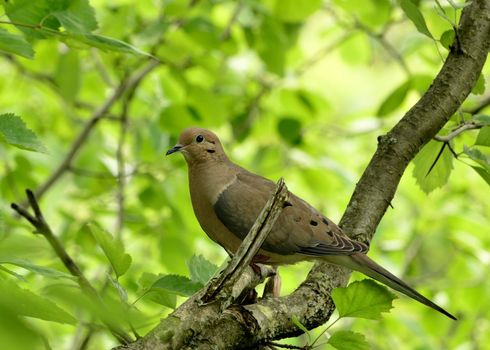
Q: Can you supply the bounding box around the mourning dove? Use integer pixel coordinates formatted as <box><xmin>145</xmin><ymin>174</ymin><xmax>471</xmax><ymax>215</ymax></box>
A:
<box><xmin>167</xmin><ymin>127</ymin><xmax>456</xmax><ymax>320</ymax></box>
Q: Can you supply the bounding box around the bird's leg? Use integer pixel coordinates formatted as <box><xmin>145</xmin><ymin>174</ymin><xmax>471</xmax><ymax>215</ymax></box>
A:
<box><xmin>263</xmin><ymin>266</ymin><xmax>281</xmax><ymax>298</ymax></box>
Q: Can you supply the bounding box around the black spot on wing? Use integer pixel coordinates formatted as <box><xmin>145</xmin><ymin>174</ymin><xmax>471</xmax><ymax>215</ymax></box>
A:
<box><xmin>310</xmin><ymin>220</ymin><xmax>318</xmax><ymax>226</ymax></box>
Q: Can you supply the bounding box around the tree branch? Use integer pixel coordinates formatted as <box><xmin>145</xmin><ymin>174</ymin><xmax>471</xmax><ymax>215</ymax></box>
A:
<box><xmin>115</xmin><ymin>1</ymin><xmax>490</xmax><ymax>348</ymax></box>
<box><xmin>33</xmin><ymin>59</ymin><xmax>160</xmax><ymax>202</ymax></box>
<box><xmin>11</xmin><ymin>190</ymin><xmax>133</xmax><ymax>345</ymax></box>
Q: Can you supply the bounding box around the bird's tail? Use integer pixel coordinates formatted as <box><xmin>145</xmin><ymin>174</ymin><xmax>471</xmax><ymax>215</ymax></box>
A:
<box><xmin>324</xmin><ymin>254</ymin><xmax>457</xmax><ymax>320</ymax></box>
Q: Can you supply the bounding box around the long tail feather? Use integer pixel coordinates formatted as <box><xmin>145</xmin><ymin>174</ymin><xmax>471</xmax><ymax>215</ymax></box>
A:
<box><xmin>325</xmin><ymin>254</ymin><xmax>457</xmax><ymax>320</ymax></box>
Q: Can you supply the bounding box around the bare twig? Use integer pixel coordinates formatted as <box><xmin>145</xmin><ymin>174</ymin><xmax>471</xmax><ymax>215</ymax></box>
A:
<box><xmin>200</xmin><ymin>178</ymin><xmax>289</xmax><ymax>303</ymax></box>
<box><xmin>33</xmin><ymin>59</ymin><xmax>160</xmax><ymax>201</ymax></box>
<box><xmin>10</xmin><ymin>190</ymin><xmax>132</xmax><ymax>344</ymax></box>
<box><xmin>267</xmin><ymin>341</ymin><xmax>305</xmax><ymax>349</ymax></box>
<box><xmin>433</xmin><ymin>121</ymin><xmax>483</xmax><ymax>142</ymax></box>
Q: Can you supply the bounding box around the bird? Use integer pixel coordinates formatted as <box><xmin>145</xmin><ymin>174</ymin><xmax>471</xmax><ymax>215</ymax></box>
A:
<box><xmin>166</xmin><ymin>127</ymin><xmax>456</xmax><ymax>320</ymax></box>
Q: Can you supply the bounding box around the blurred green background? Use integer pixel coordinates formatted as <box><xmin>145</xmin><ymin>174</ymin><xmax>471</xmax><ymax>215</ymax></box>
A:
<box><xmin>0</xmin><ymin>0</ymin><xmax>489</xmax><ymax>349</ymax></box>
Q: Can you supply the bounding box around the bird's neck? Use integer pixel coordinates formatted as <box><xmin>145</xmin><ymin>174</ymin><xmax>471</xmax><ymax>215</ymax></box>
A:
<box><xmin>188</xmin><ymin>159</ymin><xmax>237</xmax><ymax>205</ymax></box>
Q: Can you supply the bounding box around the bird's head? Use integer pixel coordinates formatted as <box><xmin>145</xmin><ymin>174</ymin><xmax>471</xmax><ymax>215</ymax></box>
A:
<box><xmin>166</xmin><ymin>127</ymin><xmax>227</xmax><ymax>164</ymax></box>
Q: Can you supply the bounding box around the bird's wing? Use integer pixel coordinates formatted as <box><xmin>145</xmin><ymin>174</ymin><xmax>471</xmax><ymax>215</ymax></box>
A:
<box><xmin>213</xmin><ymin>169</ymin><xmax>368</xmax><ymax>256</ymax></box>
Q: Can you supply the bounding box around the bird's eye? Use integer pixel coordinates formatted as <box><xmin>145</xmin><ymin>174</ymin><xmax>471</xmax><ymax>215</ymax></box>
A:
<box><xmin>196</xmin><ymin>135</ymin><xmax>204</xmax><ymax>143</ymax></box>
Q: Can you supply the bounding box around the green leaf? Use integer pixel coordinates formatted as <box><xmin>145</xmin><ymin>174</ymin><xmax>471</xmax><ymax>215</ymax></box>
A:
<box><xmin>0</xmin><ymin>278</ymin><xmax>77</xmax><ymax>325</ymax></box>
<box><xmin>0</xmin><ymin>113</ymin><xmax>47</xmax><ymax>153</ymax></box>
<box><xmin>51</xmin><ymin>0</ymin><xmax>98</xmax><ymax>33</ymax></box>
<box><xmin>440</xmin><ymin>29</ymin><xmax>455</xmax><ymax>50</ymax></box>
<box><xmin>277</xmin><ymin>117</ymin><xmax>302</xmax><ymax>145</ymax></box>
<box><xmin>377</xmin><ymin>80</ymin><xmax>412</xmax><ymax>117</ymax></box>
<box><xmin>138</xmin><ymin>273</ymin><xmax>177</xmax><ymax>308</ymax></box>
<box><xmin>88</xmin><ymin>223</ymin><xmax>132</xmax><ymax>278</ymax></box>
<box><xmin>186</xmin><ymin>255</ymin><xmax>219</xmax><ymax>285</ymax></box>
<box><xmin>331</xmin><ymin>279</ymin><xmax>396</xmax><ymax>320</ymax></box>
<box><xmin>0</xmin><ymin>258</ymin><xmax>73</xmax><ymax>279</ymax></box>
<box><xmin>4</xmin><ymin>0</ymin><xmax>62</xmax><ymax>40</ymax></box>
<box><xmin>0</xmin><ymin>28</ymin><xmax>34</xmax><ymax>59</ymax></box>
<box><xmin>54</xmin><ymin>49</ymin><xmax>81</xmax><ymax>102</ymax></box>
<box><xmin>400</xmin><ymin>0</ymin><xmax>433</xmax><ymax>39</ymax></box>
<box><xmin>273</xmin><ymin>0</ymin><xmax>322</xmax><ymax>23</ymax></box>
<box><xmin>473</xmin><ymin>114</ymin><xmax>490</xmax><ymax>125</ymax></box>
<box><xmin>464</xmin><ymin>146</ymin><xmax>490</xmax><ymax>168</ymax></box>
<box><xmin>475</xmin><ymin>127</ymin><xmax>490</xmax><ymax>147</ymax></box>
<box><xmin>150</xmin><ymin>274</ymin><xmax>202</xmax><ymax>297</ymax></box>
<box><xmin>63</xmin><ymin>33</ymin><xmax>151</xmax><ymax>56</ymax></box>
<box><xmin>328</xmin><ymin>330</ymin><xmax>370</xmax><ymax>350</ymax></box>
<box><xmin>412</xmin><ymin>140</ymin><xmax>454</xmax><ymax>193</ymax></box>
<box><xmin>470</xmin><ymin>166</ymin><xmax>490</xmax><ymax>186</ymax></box>
<box><xmin>472</xmin><ymin>74</ymin><xmax>486</xmax><ymax>95</ymax></box>
<box><xmin>291</xmin><ymin>314</ymin><xmax>309</xmax><ymax>335</ymax></box>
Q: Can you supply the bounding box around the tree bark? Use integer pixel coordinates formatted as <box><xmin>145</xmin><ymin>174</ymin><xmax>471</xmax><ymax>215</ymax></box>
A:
<box><xmin>115</xmin><ymin>1</ymin><xmax>490</xmax><ymax>349</ymax></box>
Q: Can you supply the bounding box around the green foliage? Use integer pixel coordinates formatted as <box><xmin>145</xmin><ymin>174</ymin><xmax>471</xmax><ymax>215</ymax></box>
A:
<box><xmin>331</xmin><ymin>279</ymin><xmax>396</xmax><ymax>320</ymax></box>
<box><xmin>400</xmin><ymin>0</ymin><xmax>433</xmax><ymax>39</ymax></box>
<box><xmin>327</xmin><ymin>330</ymin><xmax>370</xmax><ymax>350</ymax></box>
<box><xmin>0</xmin><ymin>278</ymin><xmax>77</xmax><ymax>325</ymax></box>
<box><xmin>88</xmin><ymin>223</ymin><xmax>132</xmax><ymax>278</ymax></box>
<box><xmin>0</xmin><ymin>0</ymin><xmax>488</xmax><ymax>349</ymax></box>
<box><xmin>412</xmin><ymin>140</ymin><xmax>454</xmax><ymax>194</ymax></box>
<box><xmin>0</xmin><ymin>114</ymin><xmax>47</xmax><ymax>153</ymax></box>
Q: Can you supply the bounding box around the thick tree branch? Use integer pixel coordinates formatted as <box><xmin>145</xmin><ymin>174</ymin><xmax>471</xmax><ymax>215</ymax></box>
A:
<box><xmin>117</xmin><ymin>1</ymin><xmax>490</xmax><ymax>349</ymax></box>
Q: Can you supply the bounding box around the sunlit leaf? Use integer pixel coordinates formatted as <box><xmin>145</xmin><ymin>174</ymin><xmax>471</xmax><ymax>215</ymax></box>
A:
<box><xmin>54</xmin><ymin>50</ymin><xmax>81</xmax><ymax>102</ymax></box>
<box><xmin>0</xmin><ymin>114</ymin><xmax>47</xmax><ymax>153</ymax></box>
<box><xmin>0</xmin><ymin>28</ymin><xmax>34</xmax><ymax>59</ymax></box>
<box><xmin>88</xmin><ymin>223</ymin><xmax>132</xmax><ymax>278</ymax></box>
<box><xmin>328</xmin><ymin>330</ymin><xmax>370</xmax><ymax>350</ymax></box>
<box><xmin>400</xmin><ymin>0</ymin><xmax>433</xmax><ymax>39</ymax></box>
<box><xmin>138</xmin><ymin>273</ymin><xmax>177</xmax><ymax>309</ymax></box>
<box><xmin>51</xmin><ymin>0</ymin><xmax>98</xmax><ymax>33</ymax></box>
<box><xmin>0</xmin><ymin>258</ymin><xmax>73</xmax><ymax>279</ymax></box>
<box><xmin>187</xmin><ymin>255</ymin><xmax>218</xmax><ymax>285</ymax></box>
<box><xmin>377</xmin><ymin>80</ymin><xmax>412</xmax><ymax>117</ymax></box>
<box><xmin>0</xmin><ymin>278</ymin><xmax>77</xmax><ymax>325</ymax></box>
<box><xmin>470</xmin><ymin>166</ymin><xmax>490</xmax><ymax>186</ymax></box>
<box><xmin>473</xmin><ymin>114</ymin><xmax>490</xmax><ymax>125</ymax></box>
<box><xmin>150</xmin><ymin>274</ymin><xmax>202</xmax><ymax>297</ymax></box>
<box><xmin>63</xmin><ymin>33</ymin><xmax>151</xmax><ymax>56</ymax></box>
<box><xmin>440</xmin><ymin>29</ymin><xmax>455</xmax><ymax>50</ymax></box>
<box><xmin>472</xmin><ymin>74</ymin><xmax>486</xmax><ymax>95</ymax></box>
<box><xmin>475</xmin><ymin>127</ymin><xmax>490</xmax><ymax>147</ymax></box>
<box><xmin>412</xmin><ymin>140</ymin><xmax>454</xmax><ymax>193</ymax></box>
<box><xmin>273</xmin><ymin>0</ymin><xmax>322</xmax><ymax>23</ymax></box>
<box><xmin>331</xmin><ymin>279</ymin><xmax>396</xmax><ymax>320</ymax></box>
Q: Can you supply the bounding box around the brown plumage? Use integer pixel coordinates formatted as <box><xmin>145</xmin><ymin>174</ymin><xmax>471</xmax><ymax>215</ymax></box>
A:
<box><xmin>167</xmin><ymin>127</ymin><xmax>456</xmax><ymax>320</ymax></box>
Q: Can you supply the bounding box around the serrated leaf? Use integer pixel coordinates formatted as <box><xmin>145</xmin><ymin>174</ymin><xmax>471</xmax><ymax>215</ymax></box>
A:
<box><xmin>412</xmin><ymin>140</ymin><xmax>454</xmax><ymax>193</ymax></box>
<box><xmin>88</xmin><ymin>223</ymin><xmax>132</xmax><ymax>278</ymax></box>
<box><xmin>0</xmin><ymin>28</ymin><xmax>34</xmax><ymax>59</ymax></box>
<box><xmin>150</xmin><ymin>274</ymin><xmax>202</xmax><ymax>297</ymax></box>
<box><xmin>291</xmin><ymin>314</ymin><xmax>309</xmax><ymax>334</ymax></box>
<box><xmin>470</xmin><ymin>166</ymin><xmax>490</xmax><ymax>186</ymax></box>
<box><xmin>475</xmin><ymin>126</ymin><xmax>490</xmax><ymax>147</ymax></box>
<box><xmin>0</xmin><ymin>258</ymin><xmax>73</xmax><ymax>279</ymax></box>
<box><xmin>186</xmin><ymin>255</ymin><xmax>218</xmax><ymax>285</ymax></box>
<box><xmin>0</xmin><ymin>114</ymin><xmax>47</xmax><ymax>153</ymax></box>
<box><xmin>328</xmin><ymin>330</ymin><xmax>370</xmax><ymax>350</ymax></box>
<box><xmin>52</xmin><ymin>0</ymin><xmax>98</xmax><ymax>33</ymax></box>
<box><xmin>331</xmin><ymin>279</ymin><xmax>396</xmax><ymax>320</ymax></box>
<box><xmin>377</xmin><ymin>80</ymin><xmax>412</xmax><ymax>117</ymax></box>
<box><xmin>63</xmin><ymin>33</ymin><xmax>151</xmax><ymax>56</ymax></box>
<box><xmin>472</xmin><ymin>74</ymin><xmax>486</xmax><ymax>95</ymax></box>
<box><xmin>440</xmin><ymin>29</ymin><xmax>455</xmax><ymax>50</ymax></box>
<box><xmin>0</xmin><ymin>278</ymin><xmax>77</xmax><ymax>325</ymax></box>
<box><xmin>138</xmin><ymin>272</ymin><xmax>177</xmax><ymax>308</ymax></box>
<box><xmin>400</xmin><ymin>0</ymin><xmax>433</xmax><ymax>39</ymax></box>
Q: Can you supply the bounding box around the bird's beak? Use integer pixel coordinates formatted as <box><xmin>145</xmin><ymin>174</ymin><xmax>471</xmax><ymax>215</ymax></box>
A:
<box><xmin>166</xmin><ymin>144</ymin><xmax>183</xmax><ymax>156</ymax></box>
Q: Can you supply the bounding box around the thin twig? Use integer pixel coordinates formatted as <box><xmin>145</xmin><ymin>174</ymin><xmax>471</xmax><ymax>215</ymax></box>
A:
<box><xmin>10</xmin><ymin>190</ymin><xmax>132</xmax><ymax>344</ymax></box>
<box><xmin>433</xmin><ymin>121</ymin><xmax>483</xmax><ymax>142</ymax></box>
<box><xmin>267</xmin><ymin>342</ymin><xmax>305</xmax><ymax>349</ymax></box>
<box><xmin>33</xmin><ymin>59</ymin><xmax>160</xmax><ymax>202</ymax></box>
<box><xmin>200</xmin><ymin>178</ymin><xmax>289</xmax><ymax>303</ymax></box>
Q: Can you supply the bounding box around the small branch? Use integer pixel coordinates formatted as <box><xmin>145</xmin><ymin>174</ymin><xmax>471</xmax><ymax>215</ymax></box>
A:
<box><xmin>467</xmin><ymin>95</ymin><xmax>490</xmax><ymax>114</ymax></box>
<box><xmin>33</xmin><ymin>59</ymin><xmax>160</xmax><ymax>201</ymax></box>
<box><xmin>11</xmin><ymin>190</ymin><xmax>132</xmax><ymax>345</ymax></box>
<box><xmin>201</xmin><ymin>178</ymin><xmax>289</xmax><ymax>303</ymax></box>
<box><xmin>433</xmin><ymin>121</ymin><xmax>483</xmax><ymax>142</ymax></box>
